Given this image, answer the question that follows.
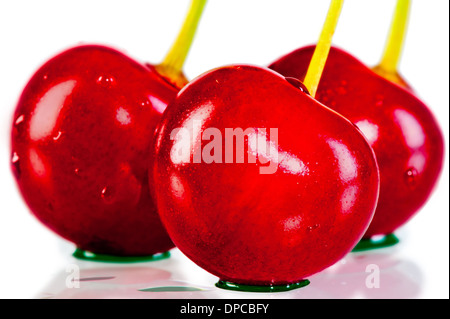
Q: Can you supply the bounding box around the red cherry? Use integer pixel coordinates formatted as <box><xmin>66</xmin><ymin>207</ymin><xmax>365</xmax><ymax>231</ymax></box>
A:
<box><xmin>10</xmin><ymin>45</ymin><xmax>178</xmax><ymax>256</ymax></box>
<box><xmin>269</xmin><ymin>46</ymin><xmax>444</xmax><ymax>238</ymax></box>
<box><xmin>152</xmin><ymin>65</ymin><xmax>380</xmax><ymax>287</ymax></box>
<box><xmin>10</xmin><ymin>0</ymin><xmax>207</xmax><ymax>257</ymax></box>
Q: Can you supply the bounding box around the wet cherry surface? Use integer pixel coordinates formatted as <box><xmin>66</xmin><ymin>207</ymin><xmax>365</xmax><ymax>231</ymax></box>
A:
<box><xmin>269</xmin><ymin>46</ymin><xmax>445</xmax><ymax>237</ymax></box>
<box><xmin>153</xmin><ymin>65</ymin><xmax>380</xmax><ymax>286</ymax></box>
<box><xmin>11</xmin><ymin>45</ymin><xmax>177</xmax><ymax>256</ymax></box>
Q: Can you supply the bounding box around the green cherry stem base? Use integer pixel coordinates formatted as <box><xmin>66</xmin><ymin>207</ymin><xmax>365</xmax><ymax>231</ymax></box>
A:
<box><xmin>215</xmin><ymin>279</ymin><xmax>310</xmax><ymax>293</ymax></box>
<box><xmin>72</xmin><ymin>248</ymin><xmax>171</xmax><ymax>263</ymax></box>
<box><xmin>352</xmin><ymin>234</ymin><xmax>400</xmax><ymax>252</ymax></box>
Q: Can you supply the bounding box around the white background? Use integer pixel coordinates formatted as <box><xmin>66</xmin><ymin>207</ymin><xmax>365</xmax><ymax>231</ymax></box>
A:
<box><xmin>0</xmin><ymin>0</ymin><xmax>448</xmax><ymax>299</ymax></box>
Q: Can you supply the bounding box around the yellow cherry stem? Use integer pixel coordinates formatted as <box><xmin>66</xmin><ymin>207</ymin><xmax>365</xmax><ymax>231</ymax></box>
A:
<box><xmin>303</xmin><ymin>0</ymin><xmax>344</xmax><ymax>98</ymax></box>
<box><xmin>375</xmin><ymin>0</ymin><xmax>411</xmax><ymax>74</ymax></box>
<box><xmin>156</xmin><ymin>0</ymin><xmax>207</xmax><ymax>88</ymax></box>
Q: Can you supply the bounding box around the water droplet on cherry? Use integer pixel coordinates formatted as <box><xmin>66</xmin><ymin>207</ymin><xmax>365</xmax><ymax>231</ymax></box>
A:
<box><xmin>101</xmin><ymin>186</ymin><xmax>115</xmax><ymax>204</ymax></box>
<box><xmin>15</xmin><ymin>115</ymin><xmax>25</xmax><ymax>125</ymax></box>
<box><xmin>404</xmin><ymin>167</ymin><xmax>418</xmax><ymax>186</ymax></box>
<box><xmin>96</xmin><ymin>75</ymin><xmax>116</xmax><ymax>87</ymax></box>
<box><xmin>140</xmin><ymin>99</ymin><xmax>151</xmax><ymax>108</ymax></box>
<box><xmin>307</xmin><ymin>224</ymin><xmax>320</xmax><ymax>232</ymax></box>
<box><xmin>12</xmin><ymin>152</ymin><xmax>19</xmax><ymax>163</ymax></box>
<box><xmin>285</xmin><ymin>77</ymin><xmax>310</xmax><ymax>95</ymax></box>
<box><xmin>11</xmin><ymin>152</ymin><xmax>21</xmax><ymax>179</ymax></box>
<box><xmin>53</xmin><ymin>131</ymin><xmax>62</xmax><ymax>141</ymax></box>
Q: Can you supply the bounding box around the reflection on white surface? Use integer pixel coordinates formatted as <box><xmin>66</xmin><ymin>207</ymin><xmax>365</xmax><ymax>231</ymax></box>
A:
<box><xmin>305</xmin><ymin>248</ymin><xmax>423</xmax><ymax>299</ymax></box>
<box><xmin>36</xmin><ymin>246</ymin><xmax>422</xmax><ymax>299</ymax></box>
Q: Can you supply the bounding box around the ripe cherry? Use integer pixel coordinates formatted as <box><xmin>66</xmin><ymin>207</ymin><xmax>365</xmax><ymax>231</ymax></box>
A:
<box><xmin>10</xmin><ymin>0</ymin><xmax>207</xmax><ymax>258</ymax></box>
<box><xmin>152</xmin><ymin>0</ymin><xmax>379</xmax><ymax>290</ymax></box>
<box><xmin>152</xmin><ymin>64</ymin><xmax>379</xmax><ymax>290</ymax></box>
<box><xmin>269</xmin><ymin>0</ymin><xmax>444</xmax><ymax>243</ymax></box>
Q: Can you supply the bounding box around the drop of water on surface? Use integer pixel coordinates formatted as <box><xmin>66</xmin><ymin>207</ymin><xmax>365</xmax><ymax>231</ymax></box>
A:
<box><xmin>96</xmin><ymin>75</ymin><xmax>116</xmax><ymax>88</ymax></box>
<box><xmin>404</xmin><ymin>167</ymin><xmax>418</xmax><ymax>186</ymax></box>
<box><xmin>307</xmin><ymin>224</ymin><xmax>320</xmax><ymax>232</ymax></box>
<box><xmin>11</xmin><ymin>152</ymin><xmax>21</xmax><ymax>179</ymax></box>
<box><xmin>101</xmin><ymin>186</ymin><xmax>115</xmax><ymax>204</ymax></box>
<box><xmin>140</xmin><ymin>99</ymin><xmax>151</xmax><ymax>108</ymax></box>
<box><xmin>284</xmin><ymin>77</ymin><xmax>310</xmax><ymax>95</ymax></box>
<box><xmin>43</xmin><ymin>74</ymin><xmax>48</xmax><ymax>80</ymax></box>
<box><xmin>53</xmin><ymin>131</ymin><xmax>62</xmax><ymax>141</ymax></box>
<box><xmin>15</xmin><ymin>115</ymin><xmax>25</xmax><ymax>125</ymax></box>
<box><xmin>11</xmin><ymin>152</ymin><xmax>19</xmax><ymax>163</ymax></box>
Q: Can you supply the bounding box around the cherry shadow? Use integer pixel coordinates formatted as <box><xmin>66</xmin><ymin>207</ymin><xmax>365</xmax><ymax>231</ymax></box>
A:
<box><xmin>37</xmin><ymin>246</ymin><xmax>422</xmax><ymax>299</ymax></box>
<box><xmin>296</xmin><ymin>247</ymin><xmax>423</xmax><ymax>299</ymax></box>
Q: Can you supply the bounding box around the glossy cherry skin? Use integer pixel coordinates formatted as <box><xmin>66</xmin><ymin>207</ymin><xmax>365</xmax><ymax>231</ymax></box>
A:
<box><xmin>11</xmin><ymin>45</ymin><xmax>177</xmax><ymax>256</ymax></box>
<box><xmin>270</xmin><ymin>46</ymin><xmax>445</xmax><ymax>238</ymax></box>
<box><xmin>152</xmin><ymin>65</ymin><xmax>380</xmax><ymax>285</ymax></box>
